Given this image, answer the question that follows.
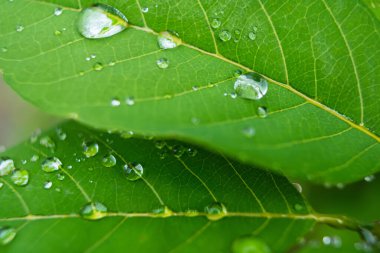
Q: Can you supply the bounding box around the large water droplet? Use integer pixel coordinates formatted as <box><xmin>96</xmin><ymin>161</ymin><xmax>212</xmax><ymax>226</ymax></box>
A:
<box><xmin>80</xmin><ymin>202</ymin><xmax>107</xmax><ymax>220</ymax></box>
<box><xmin>156</xmin><ymin>58</ymin><xmax>169</xmax><ymax>69</ymax></box>
<box><xmin>205</xmin><ymin>202</ymin><xmax>227</xmax><ymax>221</ymax></box>
<box><xmin>77</xmin><ymin>4</ymin><xmax>128</xmax><ymax>39</ymax></box>
<box><xmin>0</xmin><ymin>227</ymin><xmax>16</xmax><ymax>245</ymax></box>
<box><xmin>102</xmin><ymin>154</ymin><xmax>117</xmax><ymax>167</ymax></box>
<box><xmin>219</xmin><ymin>30</ymin><xmax>231</xmax><ymax>41</ymax></box>
<box><xmin>82</xmin><ymin>141</ymin><xmax>99</xmax><ymax>158</ymax></box>
<box><xmin>123</xmin><ymin>162</ymin><xmax>143</xmax><ymax>181</ymax></box>
<box><xmin>41</xmin><ymin>157</ymin><xmax>62</xmax><ymax>172</ymax></box>
<box><xmin>157</xmin><ymin>31</ymin><xmax>181</xmax><ymax>49</ymax></box>
<box><xmin>11</xmin><ymin>169</ymin><xmax>29</xmax><ymax>186</ymax></box>
<box><xmin>0</xmin><ymin>158</ymin><xmax>15</xmax><ymax>176</ymax></box>
<box><xmin>232</xmin><ymin>236</ymin><xmax>271</xmax><ymax>253</ymax></box>
<box><xmin>211</xmin><ymin>19</ymin><xmax>221</xmax><ymax>29</ymax></box>
<box><xmin>234</xmin><ymin>73</ymin><xmax>268</xmax><ymax>100</ymax></box>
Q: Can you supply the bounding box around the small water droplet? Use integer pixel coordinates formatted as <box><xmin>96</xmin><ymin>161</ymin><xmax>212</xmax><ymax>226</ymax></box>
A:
<box><xmin>205</xmin><ymin>202</ymin><xmax>227</xmax><ymax>221</ymax></box>
<box><xmin>41</xmin><ymin>157</ymin><xmax>62</xmax><ymax>172</ymax></box>
<box><xmin>234</xmin><ymin>73</ymin><xmax>268</xmax><ymax>100</ymax></box>
<box><xmin>152</xmin><ymin>205</ymin><xmax>173</xmax><ymax>217</ymax></box>
<box><xmin>293</xmin><ymin>203</ymin><xmax>304</xmax><ymax>211</ymax></box>
<box><xmin>322</xmin><ymin>236</ymin><xmax>342</xmax><ymax>248</ymax></box>
<box><xmin>93</xmin><ymin>62</ymin><xmax>104</xmax><ymax>71</ymax></box>
<box><xmin>0</xmin><ymin>182</ymin><xmax>3</xmax><ymax>189</ymax></box>
<box><xmin>172</xmin><ymin>145</ymin><xmax>186</xmax><ymax>158</ymax></box>
<box><xmin>156</xmin><ymin>58</ymin><xmax>169</xmax><ymax>69</ymax></box>
<box><xmin>30</xmin><ymin>155</ymin><xmax>39</xmax><ymax>162</ymax></box>
<box><xmin>257</xmin><ymin>106</ymin><xmax>268</xmax><ymax>118</ymax></box>
<box><xmin>80</xmin><ymin>202</ymin><xmax>107</xmax><ymax>220</ymax></box>
<box><xmin>184</xmin><ymin>210</ymin><xmax>199</xmax><ymax>217</ymax></box>
<box><xmin>187</xmin><ymin>148</ymin><xmax>198</xmax><ymax>157</ymax></box>
<box><xmin>30</xmin><ymin>129</ymin><xmax>41</xmax><ymax>143</ymax></box>
<box><xmin>292</xmin><ymin>183</ymin><xmax>302</xmax><ymax>193</ymax></box>
<box><xmin>191</xmin><ymin>117</ymin><xmax>200</xmax><ymax>125</ymax></box>
<box><xmin>219</xmin><ymin>30</ymin><xmax>231</xmax><ymax>42</ymax></box>
<box><xmin>0</xmin><ymin>227</ymin><xmax>16</xmax><ymax>245</ymax></box>
<box><xmin>57</xmin><ymin>173</ymin><xmax>65</xmax><ymax>181</ymax></box>
<box><xmin>234</xmin><ymin>29</ymin><xmax>241</xmax><ymax>35</ymax></box>
<box><xmin>232</xmin><ymin>236</ymin><xmax>271</xmax><ymax>253</ymax></box>
<box><xmin>211</xmin><ymin>18</ymin><xmax>221</xmax><ymax>29</ymax></box>
<box><xmin>82</xmin><ymin>141</ymin><xmax>99</xmax><ymax>158</ymax></box>
<box><xmin>67</xmin><ymin>165</ymin><xmax>73</xmax><ymax>169</ymax></box>
<box><xmin>192</xmin><ymin>85</ymin><xmax>199</xmax><ymax>91</ymax></box>
<box><xmin>120</xmin><ymin>130</ymin><xmax>134</xmax><ymax>139</ymax></box>
<box><xmin>154</xmin><ymin>140</ymin><xmax>166</xmax><ymax>150</ymax></box>
<box><xmin>90</xmin><ymin>54</ymin><xmax>96</xmax><ymax>59</ymax></box>
<box><xmin>39</xmin><ymin>136</ymin><xmax>55</xmax><ymax>149</ymax></box>
<box><xmin>56</xmin><ymin>128</ymin><xmax>67</xmax><ymax>140</ymax></box>
<box><xmin>102</xmin><ymin>154</ymin><xmax>117</xmax><ymax>167</ymax></box>
<box><xmin>230</xmin><ymin>92</ymin><xmax>237</xmax><ymax>99</ymax></box>
<box><xmin>248</xmin><ymin>32</ymin><xmax>256</xmax><ymax>41</ymax></box>
<box><xmin>16</xmin><ymin>25</ymin><xmax>24</xmax><ymax>32</ymax></box>
<box><xmin>141</xmin><ymin>7</ymin><xmax>149</xmax><ymax>13</ymax></box>
<box><xmin>157</xmin><ymin>31</ymin><xmax>181</xmax><ymax>49</ymax></box>
<box><xmin>54</xmin><ymin>7</ymin><xmax>63</xmax><ymax>16</ymax></box>
<box><xmin>0</xmin><ymin>158</ymin><xmax>15</xmax><ymax>176</ymax></box>
<box><xmin>44</xmin><ymin>181</ymin><xmax>53</xmax><ymax>189</ymax></box>
<box><xmin>123</xmin><ymin>162</ymin><xmax>143</xmax><ymax>181</ymax></box>
<box><xmin>158</xmin><ymin>150</ymin><xmax>168</xmax><ymax>160</ymax></box>
<box><xmin>77</xmin><ymin>4</ymin><xmax>128</xmax><ymax>39</ymax></box>
<box><xmin>234</xmin><ymin>70</ymin><xmax>243</xmax><ymax>78</ymax></box>
<box><xmin>364</xmin><ymin>175</ymin><xmax>375</xmax><ymax>182</ymax></box>
<box><xmin>242</xmin><ymin>127</ymin><xmax>255</xmax><ymax>138</ymax></box>
<box><xmin>111</xmin><ymin>98</ymin><xmax>121</xmax><ymax>107</ymax></box>
<box><xmin>125</xmin><ymin>96</ymin><xmax>135</xmax><ymax>106</ymax></box>
<box><xmin>1</xmin><ymin>47</ymin><xmax>8</xmax><ymax>53</ymax></box>
<box><xmin>11</xmin><ymin>169</ymin><xmax>29</xmax><ymax>186</ymax></box>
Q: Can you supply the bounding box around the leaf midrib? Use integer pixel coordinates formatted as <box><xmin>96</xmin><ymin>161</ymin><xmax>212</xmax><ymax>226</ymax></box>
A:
<box><xmin>25</xmin><ymin>1</ymin><xmax>380</xmax><ymax>142</ymax></box>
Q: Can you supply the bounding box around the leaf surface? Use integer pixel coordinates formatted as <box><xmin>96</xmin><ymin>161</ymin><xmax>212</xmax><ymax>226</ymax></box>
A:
<box><xmin>0</xmin><ymin>0</ymin><xmax>379</xmax><ymax>183</ymax></box>
<box><xmin>0</xmin><ymin>121</ymin><xmax>316</xmax><ymax>252</ymax></box>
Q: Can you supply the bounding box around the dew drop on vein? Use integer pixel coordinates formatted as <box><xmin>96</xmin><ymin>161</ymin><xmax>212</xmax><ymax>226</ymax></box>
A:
<box><xmin>77</xmin><ymin>4</ymin><xmax>128</xmax><ymax>39</ymax></box>
<box><xmin>41</xmin><ymin>157</ymin><xmax>62</xmax><ymax>172</ymax></box>
<box><xmin>123</xmin><ymin>162</ymin><xmax>143</xmax><ymax>181</ymax></box>
<box><xmin>54</xmin><ymin>7</ymin><xmax>63</xmax><ymax>16</ymax></box>
<box><xmin>234</xmin><ymin>73</ymin><xmax>268</xmax><ymax>100</ymax></box>
<box><xmin>80</xmin><ymin>202</ymin><xmax>108</xmax><ymax>220</ymax></box>
<box><xmin>205</xmin><ymin>202</ymin><xmax>227</xmax><ymax>221</ymax></box>
<box><xmin>157</xmin><ymin>31</ymin><xmax>181</xmax><ymax>49</ymax></box>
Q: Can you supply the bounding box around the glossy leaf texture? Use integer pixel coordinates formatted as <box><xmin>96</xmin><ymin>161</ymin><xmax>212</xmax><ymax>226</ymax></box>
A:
<box><xmin>0</xmin><ymin>121</ymin><xmax>316</xmax><ymax>252</ymax></box>
<box><xmin>0</xmin><ymin>0</ymin><xmax>379</xmax><ymax>183</ymax></box>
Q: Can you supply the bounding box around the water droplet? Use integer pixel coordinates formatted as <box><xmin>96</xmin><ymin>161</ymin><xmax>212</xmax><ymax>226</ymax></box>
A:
<box><xmin>154</xmin><ymin>140</ymin><xmax>166</xmax><ymax>150</ymax></box>
<box><xmin>0</xmin><ymin>227</ymin><xmax>16</xmax><ymax>245</ymax></box>
<box><xmin>141</xmin><ymin>7</ymin><xmax>149</xmax><ymax>13</ymax></box>
<box><xmin>205</xmin><ymin>202</ymin><xmax>227</xmax><ymax>221</ymax></box>
<box><xmin>102</xmin><ymin>154</ymin><xmax>117</xmax><ymax>167</ymax></box>
<box><xmin>30</xmin><ymin>155</ymin><xmax>39</xmax><ymax>162</ymax></box>
<box><xmin>39</xmin><ymin>136</ymin><xmax>55</xmax><ymax>149</ymax></box>
<box><xmin>292</xmin><ymin>183</ymin><xmax>302</xmax><ymax>193</ymax></box>
<box><xmin>41</xmin><ymin>157</ymin><xmax>62</xmax><ymax>172</ymax></box>
<box><xmin>82</xmin><ymin>141</ymin><xmax>99</xmax><ymax>158</ymax></box>
<box><xmin>192</xmin><ymin>85</ymin><xmax>199</xmax><ymax>91</ymax></box>
<box><xmin>293</xmin><ymin>203</ymin><xmax>304</xmax><ymax>211</ymax></box>
<box><xmin>57</xmin><ymin>173</ymin><xmax>65</xmax><ymax>181</ymax></box>
<box><xmin>21</xmin><ymin>160</ymin><xmax>27</xmax><ymax>165</ymax></box>
<box><xmin>30</xmin><ymin>129</ymin><xmax>41</xmax><ymax>143</ymax></box>
<box><xmin>172</xmin><ymin>145</ymin><xmax>186</xmax><ymax>158</ymax></box>
<box><xmin>211</xmin><ymin>19</ymin><xmax>221</xmax><ymax>29</ymax></box>
<box><xmin>364</xmin><ymin>175</ymin><xmax>375</xmax><ymax>182</ymax></box>
<box><xmin>67</xmin><ymin>165</ymin><xmax>73</xmax><ymax>169</ymax></box>
<box><xmin>152</xmin><ymin>205</ymin><xmax>173</xmax><ymax>217</ymax></box>
<box><xmin>0</xmin><ymin>182</ymin><xmax>3</xmax><ymax>189</ymax></box>
<box><xmin>56</xmin><ymin>128</ymin><xmax>67</xmax><ymax>140</ymax></box>
<box><xmin>11</xmin><ymin>169</ymin><xmax>29</xmax><ymax>186</ymax></box>
<box><xmin>16</xmin><ymin>25</ymin><xmax>24</xmax><ymax>32</ymax></box>
<box><xmin>232</xmin><ymin>236</ymin><xmax>271</xmax><ymax>253</ymax></box>
<box><xmin>191</xmin><ymin>117</ymin><xmax>200</xmax><ymax>125</ymax></box>
<box><xmin>123</xmin><ymin>163</ymin><xmax>143</xmax><ymax>181</ymax></box>
<box><xmin>242</xmin><ymin>127</ymin><xmax>255</xmax><ymax>138</ymax></box>
<box><xmin>156</xmin><ymin>58</ymin><xmax>169</xmax><ymax>69</ymax></box>
<box><xmin>219</xmin><ymin>30</ymin><xmax>231</xmax><ymax>42</ymax></box>
<box><xmin>54</xmin><ymin>7</ymin><xmax>63</xmax><ymax>16</ymax></box>
<box><xmin>80</xmin><ymin>202</ymin><xmax>107</xmax><ymax>220</ymax></box>
<box><xmin>234</xmin><ymin>29</ymin><xmax>241</xmax><ymax>35</ymax></box>
<box><xmin>157</xmin><ymin>31</ymin><xmax>181</xmax><ymax>49</ymax></box>
<box><xmin>0</xmin><ymin>158</ymin><xmax>15</xmax><ymax>176</ymax></box>
<box><xmin>120</xmin><ymin>130</ymin><xmax>134</xmax><ymax>139</ymax></box>
<box><xmin>93</xmin><ymin>62</ymin><xmax>104</xmax><ymax>71</ymax></box>
<box><xmin>230</xmin><ymin>92</ymin><xmax>237</xmax><ymax>99</ymax></box>
<box><xmin>184</xmin><ymin>210</ymin><xmax>199</xmax><ymax>217</ymax></box>
<box><xmin>125</xmin><ymin>96</ymin><xmax>135</xmax><ymax>106</ymax></box>
<box><xmin>77</xmin><ymin>4</ymin><xmax>128</xmax><ymax>39</ymax></box>
<box><xmin>111</xmin><ymin>98</ymin><xmax>121</xmax><ymax>107</ymax></box>
<box><xmin>257</xmin><ymin>106</ymin><xmax>268</xmax><ymax>118</ymax></box>
<box><xmin>322</xmin><ymin>236</ymin><xmax>342</xmax><ymax>248</ymax></box>
<box><xmin>234</xmin><ymin>70</ymin><xmax>243</xmax><ymax>77</ymax></box>
<box><xmin>248</xmin><ymin>32</ymin><xmax>256</xmax><ymax>41</ymax></box>
<box><xmin>158</xmin><ymin>150</ymin><xmax>168</xmax><ymax>160</ymax></box>
<box><xmin>1</xmin><ymin>47</ymin><xmax>8</xmax><ymax>53</ymax></box>
<box><xmin>44</xmin><ymin>181</ymin><xmax>53</xmax><ymax>189</ymax></box>
<box><xmin>187</xmin><ymin>148</ymin><xmax>198</xmax><ymax>157</ymax></box>
<box><xmin>90</xmin><ymin>54</ymin><xmax>96</xmax><ymax>59</ymax></box>
<box><xmin>234</xmin><ymin>73</ymin><xmax>268</xmax><ymax>100</ymax></box>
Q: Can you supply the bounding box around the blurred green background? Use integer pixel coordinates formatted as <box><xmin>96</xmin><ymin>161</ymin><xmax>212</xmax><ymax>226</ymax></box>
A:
<box><xmin>1</xmin><ymin>75</ymin><xmax>378</xmax><ymax>252</ymax></box>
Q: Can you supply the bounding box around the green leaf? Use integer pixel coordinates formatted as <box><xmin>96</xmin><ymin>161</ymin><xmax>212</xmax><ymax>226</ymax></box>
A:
<box><xmin>0</xmin><ymin>121</ymin><xmax>318</xmax><ymax>252</ymax></box>
<box><xmin>0</xmin><ymin>0</ymin><xmax>379</xmax><ymax>183</ymax></box>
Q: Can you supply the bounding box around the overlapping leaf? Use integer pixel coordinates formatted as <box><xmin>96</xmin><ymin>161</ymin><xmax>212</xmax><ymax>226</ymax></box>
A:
<box><xmin>0</xmin><ymin>121</ymin><xmax>317</xmax><ymax>252</ymax></box>
<box><xmin>0</xmin><ymin>0</ymin><xmax>379</xmax><ymax>183</ymax></box>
